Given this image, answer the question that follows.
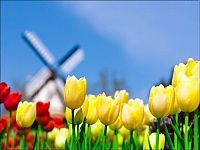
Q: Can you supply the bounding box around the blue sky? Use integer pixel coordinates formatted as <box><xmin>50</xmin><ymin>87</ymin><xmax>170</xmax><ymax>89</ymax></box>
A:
<box><xmin>1</xmin><ymin>1</ymin><xmax>199</xmax><ymax>103</ymax></box>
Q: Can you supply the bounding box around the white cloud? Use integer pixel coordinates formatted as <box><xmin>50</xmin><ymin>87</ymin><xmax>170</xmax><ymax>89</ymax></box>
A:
<box><xmin>60</xmin><ymin>1</ymin><xmax>199</xmax><ymax>67</ymax></box>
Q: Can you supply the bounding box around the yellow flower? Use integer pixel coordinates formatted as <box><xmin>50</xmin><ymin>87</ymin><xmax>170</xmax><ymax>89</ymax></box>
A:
<box><xmin>122</xmin><ymin>98</ymin><xmax>144</xmax><ymax>130</ymax></box>
<box><xmin>55</xmin><ymin>128</ymin><xmax>71</xmax><ymax>150</ymax></box>
<box><xmin>175</xmin><ymin>77</ymin><xmax>199</xmax><ymax>112</ymax></box>
<box><xmin>143</xmin><ymin>132</ymin><xmax>165</xmax><ymax>150</ymax></box>
<box><xmin>97</xmin><ymin>93</ymin><xmax>120</xmax><ymax>125</ymax></box>
<box><xmin>144</xmin><ymin>104</ymin><xmax>155</xmax><ymax>125</ymax></box>
<box><xmin>109</xmin><ymin>111</ymin><xmax>122</xmax><ymax>130</ymax></box>
<box><xmin>47</xmin><ymin>128</ymin><xmax>59</xmax><ymax>141</ymax></box>
<box><xmin>16</xmin><ymin>101</ymin><xmax>36</xmax><ymax>128</ymax></box>
<box><xmin>106</xmin><ymin>127</ymin><xmax>115</xmax><ymax>142</ymax></box>
<box><xmin>172</xmin><ymin>63</ymin><xmax>186</xmax><ymax>87</ymax></box>
<box><xmin>86</xmin><ymin>95</ymin><xmax>98</xmax><ymax>125</ymax></box>
<box><xmin>64</xmin><ymin>75</ymin><xmax>87</xmax><ymax>110</ymax></box>
<box><xmin>172</xmin><ymin>58</ymin><xmax>200</xmax><ymax>112</ymax></box>
<box><xmin>65</xmin><ymin>98</ymin><xmax>88</xmax><ymax>125</ymax></box>
<box><xmin>91</xmin><ymin>120</ymin><xmax>104</xmax><ymax>138</ymax></box>
<box><xmin>118</xmin><ymin>126</ymin><xmax>130</xmax><ymax>142</ymax></box>
<box><xmin>114</xmin><ymin>90</ymin><xmax>128</xmax><ymax>106</ymax></box>
<box><xmin>148</xmin><ymin>84</ymin><xmax>174</xmax><ymax>118</ymax></box>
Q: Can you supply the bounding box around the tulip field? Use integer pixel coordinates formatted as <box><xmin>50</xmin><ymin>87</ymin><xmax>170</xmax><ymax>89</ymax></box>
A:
<box><xmin>0</xmin><ymin>57</ymin><xmax>199</xmax><ymax>150</ymax></box>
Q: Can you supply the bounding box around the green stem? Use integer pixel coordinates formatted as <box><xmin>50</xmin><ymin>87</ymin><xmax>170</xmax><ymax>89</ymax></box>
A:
<box><xmin>174</xmin><ymin>114</ymin><xmax>178</xmax><ymax>150</ymax></box>
<box><xmin>20</xmin><ymin>128</ymin><xmax>26</xmax><ymax>150</ymax></box>
<box><xmin>112</xmin><ymin>130</ymin><xmax>118</xmax><ymax>149</ymax></box>
<box><xmin>194</xmin><ymin>108</ymin><xmax>199</xmax><ymax>150</ymax></box>
<box><xmin>77</xmin><ymin>124</ymin><xmax>80</xmax><ymax>150</ymax></box>
<box><xmin>102</xmin><ymin>125</ymin><xmax>107</xmax><ymax>150</ymax></box>
<box><xmin>88</xmin><ymin>124</ymin><xmax>91</xmax><ymax>150</ymax></box>
<box><xmin>156</xmin><ymin>118</ymin><xmax>160</xmax><ymax>150</ymax></box>
<box><xmin>71</xmin><ymin>110</ymin><xmax>75</xmax><ymax>150</ymax></box>
<box><xmin>6</xmin><ymin>112</ymin><xmax>11</xmax><ymax>150</ymax></box>
<box><xmin>130</xmin><ymin>130</ymin><xmax>133</xmax><ymax>150</ymax></box>
<box><xmin>162</xmin><ymin>118</ymin><xmax>174</xmax><ymax>150</ymax></box>
<box><xmin>184</xmin><ymin>112</ymin><xmax>189</xmax><ymax>150</ymax></box>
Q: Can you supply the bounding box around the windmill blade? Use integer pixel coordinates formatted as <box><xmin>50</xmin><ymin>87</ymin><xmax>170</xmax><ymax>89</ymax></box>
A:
<box><xmin>23</xmin><ymin>31</ymin><xmax>55</xmax><ymax>67</ymax></box>
<box><xmin>60</xmin><ymin>48</ymin><xmax>84</xmax><ymax>74</ymax></box>
<box><xmin>25</xmin><ymin>67</ymin><xmax>53</xmax><ymax>98</ymax></box>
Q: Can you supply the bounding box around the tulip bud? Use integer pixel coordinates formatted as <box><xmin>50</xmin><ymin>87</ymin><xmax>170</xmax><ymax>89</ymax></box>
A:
<box><xmin>148</xmin><ymin>85</ymin><xmax>174</xmax><ymax>118</ymax></box>
<box><xmin>91</xmin><ymin>120</ymin><xmax>104</xmax><ymax>138</ymax></box>
<box><xmin>143</xmin><ymin>132</ymin><xmax>165</xmax><ymax>150</ymax></box>
<box><xmin>86</xmin><ymin>95</ymin><xmax>98</xmax><ymax>125</ymax></box>
<box><xmin>4</xmin><ymin>92</ymin><xmax>22</xmax><ymax>111</ymax></box>
<box><xmin>16</xmin><ymin>101</ymin><xmax>36</xmax><ymax>128</ymax></box>
<box><xmin>47</xmin><ymin>128</ymin><xmax>59</xmax><ymax>141</ymax></box>
<box><xmin>118</xmin><ymin>126</ymin><xmax>130</xmax><ymax>142</ymax></box>
<box><xmin>64</xmin><ymin>76</ymin><xmax>87</xmax><ymax>110</ymax></box>
<box><xmin>122</xmin><ymin>98</ymin><xmax>144</xmax><ymax>130</ymax></box>
<box><xmin>55</xmin><ymin>128</ymin><xmax>71</xmax><ymax>149</ymax></box>
<box><xmin>65</xmin><ymin>98</ymin><xmax>88</xmax><ymax>125</ymax></box>
<box><xmin>0</xmin><ymin>82</ymin><xmax>10</xmax><ymax>103</ymax></box>
<box><xmin>97</xmin><ymin>93</ymin><xmax>120</xmax><ymax>125</ymax></box>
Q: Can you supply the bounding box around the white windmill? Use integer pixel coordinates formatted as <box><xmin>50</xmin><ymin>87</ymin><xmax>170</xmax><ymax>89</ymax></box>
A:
<box><xmin>23</xmin><ymin>31</ymin><xmax>84</xmax><ymax>117</ymax></box>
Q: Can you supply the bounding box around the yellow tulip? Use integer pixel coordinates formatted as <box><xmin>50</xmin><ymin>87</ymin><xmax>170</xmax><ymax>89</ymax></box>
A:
<box><xmin>143</xmin><ymin>132</ymin><xmax>165</xmax><ymax>150</ymax></box>
<box><xmin>114</xmin><ymin>90</ymin><xmax>128</xmax><ymax>106</ymax></box>
<box><xmin>64</xmin><ymin>75</ymin><xmax>87</xmax><ymax>110</ymax></box>
<box><xmin>175</xmin><ymin>77</ymin><xmax>199</xmax><ymax>112</ymax></box>
<box><xmin>86</xmin><ymin>95</ymin><xmax>98</xmax><ymax>125</ymax></box>
<box><xmin>144</xmin><ymin>104</ymin><xmax>155</xmax><ymax>125</ymax></box>
<box><xmin>172</xmin><ymin>63</ymin><xmax>186</xmax><ymax>87</ymax></box>
<box><xmin>122</xmin><ymin>98</ymin><xmax>144</xmax><ymax>130</ymax></box>
<box><xmin>172</xmin><ymin>58</ymin><xmax>200</xmax><ymax>112</ymax></box>
<box><xmin>65</xmin><ymin>98</ymin><xmax>88</xmax><ymax>125</ymax></box>
<box><xmin>118</xmin><ymin>126</ymin><xmax>130</xmax><ymax>142</ymax></box>
<box><xmin>109</xmin><ymin>111</ymin><xmax>122</xmax><ymax>130</ymax></box>
<box><xmin>97</xmin><ymin>93</ymin><xmax>120</xmax><ymax>125</ymax></box>
<box><xmin>169</xmin><ymin>96</ymin><xmax>181</xmax><ymax>115</ymax></box>
<box><xmin>55</xmin><ymin>128</ymin><xmax>71</xmax><ymax>149</ymax></box>
<box><xmin>117</xmin><ymin>133</ymin><xmax>124</xmax><ymax>147</ymax></box>
<box><xmin>148</xmin><ymin>84</ymin><xmax>174</xmax><ymax>118</ymax></box>
<box><xmin>16</xmin><ymin>101</ymin><xmax>36</xmax><ymax>128</ymax></box>
<box><xmin>106</xmin><ymin>127</ymin><xmax>115</xmax><ymax>142</ymax></box>
<box><xmin>91</xmin><ymin>120</ymin><xmax>104</xmax><ymax>138</ymax></box>
<box><xmin>47</xmin><ymin>128</ymin><xmax>59</xmax><ymax>141</ymax></box>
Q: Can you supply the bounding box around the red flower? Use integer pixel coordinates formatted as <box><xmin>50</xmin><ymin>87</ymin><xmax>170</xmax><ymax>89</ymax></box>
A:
<box><xmin>0</xmin><ymin>115</ymin><xmax>8</xmax><ymax>133</ymax></box>
<box><xmin>52</xmin><ymin>116</ymin><xmax>65</xmax><ymax>125</ymax></box>
<box><xmin>0</xmin><ymin>82</ymin><xmax>10</xmax><ymax>103</ymax></box>
<box><xmin>11</xmin><ymin>117</ymin><xmax>22</xmax><ymax>131</ymax></box>
<box><xmin>36</xmin><ymin>101</ymin><xmax>50</xmax><ymax>116</ymax></box>
<box><xmin>43</xmin><ymin>120</ymin><xmax>54</xmax><ymax>131</ymax></box>
<box><xmin>3</xmin><ymin>92</ymin><xmax>22</xmax><ymax>111</ymax></box>
<box><xmin>36</xmin><ymin>112</ymin><xmax>50</xmax><ymax>126</ymax></box>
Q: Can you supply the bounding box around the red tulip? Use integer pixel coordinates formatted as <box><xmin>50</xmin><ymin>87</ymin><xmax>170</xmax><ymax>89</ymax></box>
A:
<box><xmin>43</xmin><ymin>120</ymin><xmax>54</xmax><ymax>131</ymax></box>
<box><xmin>0</xmin><ymin>82</ymin><xmax>10</xmax><ymax>103</ymax></box>
<box><xmin>36</xmin><ymin>101</ymin><xmax>50</xmax><ymax>116</ymax></box>
<box><xmin>3</xmin><ymin>92</ymin><xmax>22</xmax><ymax>111</ymax></box>
<box><xmin>0</xmin><ymin>115</ymin><xmax>8</xmax><ymax>132</ymax></box>
<box><xmin>52</xmin><ymin>116</ymin><xmax>65</xmax><ymax>125</ymax></box>
<box><xmin>11</xmin><ymin>117</ymin><xmax>22</xmax><ymax>131</ymax></box>
<box><xmin>36</xmin><ymin>112</ymin><xmax>50</xmax><ymax>126</ymax></box>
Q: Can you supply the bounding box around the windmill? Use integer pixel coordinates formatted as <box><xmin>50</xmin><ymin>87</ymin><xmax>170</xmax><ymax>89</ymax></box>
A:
<box><xmin>23</xmin><ymin>31</ymin><xmax>84</xmax><ymax>116</ymax></box>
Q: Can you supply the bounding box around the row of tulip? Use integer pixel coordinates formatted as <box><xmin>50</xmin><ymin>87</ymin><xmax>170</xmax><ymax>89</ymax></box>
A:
<box><xmin>0</xmin><ymin>57</ymin><xmax>199</xmax><ymax>150</ymax></box>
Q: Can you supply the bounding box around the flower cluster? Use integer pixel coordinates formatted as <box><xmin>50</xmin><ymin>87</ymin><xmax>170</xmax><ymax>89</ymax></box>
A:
<box><xmin>0</xmin><ymin>57</ymin><xmax>199</xmax><ymax>150</ymax></box>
